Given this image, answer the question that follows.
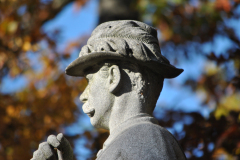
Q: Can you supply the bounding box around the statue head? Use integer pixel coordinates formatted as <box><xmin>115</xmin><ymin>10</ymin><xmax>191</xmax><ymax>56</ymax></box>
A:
<box><xmin>65</xmin><ymin>20</ymin><xmax>183</xmax><ymax>130</ymax></box>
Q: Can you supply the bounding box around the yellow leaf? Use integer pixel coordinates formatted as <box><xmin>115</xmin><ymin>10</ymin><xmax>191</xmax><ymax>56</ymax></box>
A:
<box><xmin>214</xmin><ymin>93</ymin><xmax>240</xmax><ymax>119</ymax></box>
<box><xmin>221</xmin><ymin>94</ymin><xmax>240</xmax><ymax>111</ymax></box>
<box><xmin>15</xmin><ymin>37</ymin><xmax>23</xmax><ymax>47</ymax></box>
<box><xmin>215</xmin><ymin>107</ymin><xmax>228</xmax><ymax>119</ymax></box>
<box><xmin>8</xmin><ymin>21</ymin><xmax>18</xmax><ymax>34</ymax></box>
<box><xmin>205</xmin><ymin>62</ymin><xmax>219</xmax><ymax>76</ymax></box>
<box><xmin>6</xmin><ymin>105</ymin><xmax>15</xmax><ymax>117</ymax></box>
<box><xmin>22</xmin><ymin>41</ymin><xmax>31</xmax><ymax>51</ymax></box>
<box><xmin>212</xmin><ymin>148</ymin><xmax>232</xmax><ymax>159</ymax></box>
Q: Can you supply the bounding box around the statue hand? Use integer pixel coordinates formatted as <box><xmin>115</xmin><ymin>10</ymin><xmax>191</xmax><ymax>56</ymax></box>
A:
<box><xmin>31</xmin><ymin>133</ymin><xmax>73</xmax><ymax>160</ymax></box>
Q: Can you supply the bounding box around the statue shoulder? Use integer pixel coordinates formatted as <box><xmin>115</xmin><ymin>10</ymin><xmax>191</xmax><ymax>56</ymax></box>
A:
<box><xmin>123</xmin><ymin>122</ymin><xmax>174</xmax><ymax>141</ymax></box>
<box><xmin>97</xmin><ymin>122</ymin><xmax>186</xmax><ymax>160</ymax></box>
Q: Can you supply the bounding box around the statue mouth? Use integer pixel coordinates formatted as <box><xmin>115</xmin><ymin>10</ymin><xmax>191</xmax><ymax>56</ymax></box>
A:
<box><xmin>82</xmin><ymin>104</ymin><xmax>95</xmax><ymax>117</ymax></box>
<box><xmin>85</xmin><ymin>109</ymin><xmax>95</xmax><ymax>117</ymax></box>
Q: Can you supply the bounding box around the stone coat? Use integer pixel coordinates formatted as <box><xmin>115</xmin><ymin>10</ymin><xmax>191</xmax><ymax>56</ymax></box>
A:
<box><xmin>96</xmin><ymin>114</ymin><xmax>186</xmax><ymax>160</ymax></box>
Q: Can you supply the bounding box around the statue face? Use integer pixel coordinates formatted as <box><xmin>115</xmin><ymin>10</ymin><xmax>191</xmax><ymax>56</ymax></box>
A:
<box><xmin>80</xmin><ymin>68</ymin><xmax>114</xmax><ymax>129</ymax></box>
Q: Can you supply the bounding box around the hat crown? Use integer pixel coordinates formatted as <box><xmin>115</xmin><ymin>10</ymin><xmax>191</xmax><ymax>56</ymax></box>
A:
<box><xmin>65</xmin><ymin>20</ymin><xmax>183</xmax><ymax>78</ymax></box>
<box><xmin>90</xmin><ymin>20</ymin><xmax>159</xmax><ymax>44</ymax></box>
<box><xmin>79</xmin><ymin>20</ymin><xmax>170</xmax><ymax>65</ymax></box>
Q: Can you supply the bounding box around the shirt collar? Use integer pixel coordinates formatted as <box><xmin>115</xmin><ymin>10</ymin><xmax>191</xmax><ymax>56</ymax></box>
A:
<box><xmin>97</xmin><ymin>113</ymin><xmax>159</xmax><ymax>157</ymax></box>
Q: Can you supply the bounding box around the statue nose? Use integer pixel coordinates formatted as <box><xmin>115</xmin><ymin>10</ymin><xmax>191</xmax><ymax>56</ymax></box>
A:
<box><xmin>80</xmin><ymin>86</ymin><xmax>89</xmax><ymax>103</ymax></box>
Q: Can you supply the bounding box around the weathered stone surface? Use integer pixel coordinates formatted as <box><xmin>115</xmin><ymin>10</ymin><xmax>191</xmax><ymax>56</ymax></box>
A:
<box><xmin>31</xmin><ymin>20</ymin><xmax>186</xmax><ymax>160</ymax></box>
<box><xmin>65</xmin><ymin>20</ymin><xmax>183</xmax><ymax>78</ymax></box>
<box><xmin>96</xmin><ymin>114</ymin><xmax>186</xmax><ymax>160</ymax></box>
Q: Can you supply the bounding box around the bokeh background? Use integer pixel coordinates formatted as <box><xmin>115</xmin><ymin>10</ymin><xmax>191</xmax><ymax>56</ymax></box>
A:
<box><xmin>0</xmin><ymin>0</ymin><xmax>240</xmax><ymax>159</ymax></box>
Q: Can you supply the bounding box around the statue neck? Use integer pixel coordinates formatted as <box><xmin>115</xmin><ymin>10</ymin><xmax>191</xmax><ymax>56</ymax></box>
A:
<box><xmin>108</xmin><ymin>91</ymin><xmax>150</xmax><ymax>134</ymax></box>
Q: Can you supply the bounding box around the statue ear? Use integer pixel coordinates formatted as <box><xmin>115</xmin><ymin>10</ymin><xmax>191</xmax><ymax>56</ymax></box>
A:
<box><xmin>108</xmin><ymin>65</ymin><xmax>121</xmax><ymax>93</ymax></box>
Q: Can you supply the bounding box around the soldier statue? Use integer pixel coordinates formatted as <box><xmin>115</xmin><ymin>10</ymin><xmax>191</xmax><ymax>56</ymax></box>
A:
<box><xmin>31</xmin><ymin>20</ymin><xmax>186</xmax><ymax>160</ymax></box>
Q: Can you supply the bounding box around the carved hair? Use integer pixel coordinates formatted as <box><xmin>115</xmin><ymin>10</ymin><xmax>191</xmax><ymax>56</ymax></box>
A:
<box><xmin>97</xmin><ymin>61</ymin><xmax>164</xmax><ymax>112</ymax></box>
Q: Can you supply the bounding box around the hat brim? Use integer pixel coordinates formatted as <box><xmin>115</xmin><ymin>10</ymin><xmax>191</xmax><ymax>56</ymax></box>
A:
<box><xmin>65</xmin><ymin>52</ymin><xmax>183</xmax><ymax>79</ymax></box>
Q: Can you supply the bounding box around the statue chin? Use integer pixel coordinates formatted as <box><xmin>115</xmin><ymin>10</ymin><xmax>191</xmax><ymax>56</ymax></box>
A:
<box><xmin>83</xmin><ymin>104</ymin><xmax>95</xmax><ymax>118</ymax></box>
<box><xmin>90</xmin><ymin>118</ymin><xmax>101</xmax><ymax>128</ymax></box>
<box><xmin>90</xmin><ymin>117</ymin><xmax>109</xmax><ymax>130</ymax></box>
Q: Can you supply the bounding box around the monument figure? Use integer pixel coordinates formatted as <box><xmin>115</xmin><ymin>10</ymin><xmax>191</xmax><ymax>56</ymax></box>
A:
<box><xmin>31</xmin><ymin>20</ymin><xmax>186</xmax><ymax>160</ymax></box>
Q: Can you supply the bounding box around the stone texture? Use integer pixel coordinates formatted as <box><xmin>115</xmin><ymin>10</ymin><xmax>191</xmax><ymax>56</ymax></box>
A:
<box><xmin>31</xmin><ymin>20</ymin><xmax>186</xmax><ymax>160</ymax></box>
<box><xmin>65</xmin><ymin>20</ymin><xmax>183</xmax><ymax>78</ymax></box>
<box><xmin>96</xmin><ymin>114</ymin><xmax>186</xmax><ymax>160</ymax></box>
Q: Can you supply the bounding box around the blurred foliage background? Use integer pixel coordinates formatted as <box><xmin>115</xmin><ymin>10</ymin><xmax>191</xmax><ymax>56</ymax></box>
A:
<box><xmin>0</xmin><ymin>0</ymin><xmax>240</xmax><ymax>159</ymax></box>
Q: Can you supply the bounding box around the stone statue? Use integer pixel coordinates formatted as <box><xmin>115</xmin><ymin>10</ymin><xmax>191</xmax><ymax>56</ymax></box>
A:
<box><xmin>31</xmin><ymin>20</ymin><xmax>186</xmax><ymax>160</ymax></box>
